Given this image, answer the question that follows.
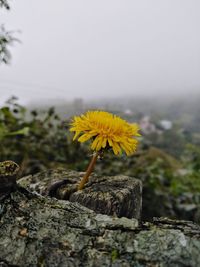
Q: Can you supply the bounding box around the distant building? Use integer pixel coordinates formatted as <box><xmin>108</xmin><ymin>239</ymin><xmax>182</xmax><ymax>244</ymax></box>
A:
<box><xmin>139</xmin><ymin>115</ymin><xmax>173</xmax><ymax>135</ymax></box>
<box><xmin>159</xmin><ymin>120</ymin><xmax>172</xmax><ymax>130</ymax></box>
<box><xmin>139</xmin><ymin>116</ymin><xmax>156</xmax><ymax>134</ymax></box>
<box><xmin>124</xmin><ymin>109</ymin><xmax>133</xmax><ymax>115</ymax></box>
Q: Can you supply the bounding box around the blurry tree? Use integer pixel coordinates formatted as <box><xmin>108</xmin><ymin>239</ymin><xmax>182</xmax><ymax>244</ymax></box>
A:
<box><xmin>0</xmin><ymin>0</ymin><xmax>19</xmax><ymax>64</ymax></box>
<box><xmin>0</xmin><ymin>25</ymin><xmax>18</xmax><ymax>64</ymax></box>
<box><xmin>183</xmin><ymin>144</ymin><xmax>200</xmax><ymax>172</ymax></box>
<box><xmin>0</xmin><ymin>0</ymin><xmax>10</xmax><ymax>10</ymax></box>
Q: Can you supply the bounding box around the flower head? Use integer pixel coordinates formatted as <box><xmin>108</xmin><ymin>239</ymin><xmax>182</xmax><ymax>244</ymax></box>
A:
<box><xmin>70</xmin><ymin>110</ymin><xmax>140</xmax><ymax>156</ymax></box>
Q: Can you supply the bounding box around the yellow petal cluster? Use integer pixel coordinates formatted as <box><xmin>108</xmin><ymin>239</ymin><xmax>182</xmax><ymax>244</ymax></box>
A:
<box><xmin>70</xmin><ymin>110</ymin><xmax>140</xmax><ymax>155</ymax></box>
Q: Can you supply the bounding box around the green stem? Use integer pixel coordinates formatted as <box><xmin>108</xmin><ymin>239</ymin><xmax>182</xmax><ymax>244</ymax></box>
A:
<box><xmin>78</xmin><ymin>152</ymin><xmax>98</xmax><ymax>190</ymax></box>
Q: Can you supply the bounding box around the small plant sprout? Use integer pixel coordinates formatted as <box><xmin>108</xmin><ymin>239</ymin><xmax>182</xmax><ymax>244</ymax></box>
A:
<box><xmin>70</xmin><ymin>110</ymin><xmax>140</xmax><ymax>190</ymax></box>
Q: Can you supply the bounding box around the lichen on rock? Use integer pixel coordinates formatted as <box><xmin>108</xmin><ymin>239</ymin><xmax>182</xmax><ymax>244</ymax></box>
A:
<box><xmin>0</xmin><ymin>187</ymin><xmax>200</xmax><ymax>267</ymax></box>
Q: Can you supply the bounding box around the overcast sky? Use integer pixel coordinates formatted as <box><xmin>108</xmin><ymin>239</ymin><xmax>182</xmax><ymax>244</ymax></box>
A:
<box><xmin>0</xmin><ymin>0</ymin><xmax>200</xmax><ymax>104</ymax></box>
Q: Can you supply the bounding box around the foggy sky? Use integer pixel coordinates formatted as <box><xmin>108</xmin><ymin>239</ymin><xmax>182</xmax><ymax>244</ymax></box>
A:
<box><xmin>0</xmin><ymin>0</ymin><xmax>200</xmax><ymax>104</ymax></box>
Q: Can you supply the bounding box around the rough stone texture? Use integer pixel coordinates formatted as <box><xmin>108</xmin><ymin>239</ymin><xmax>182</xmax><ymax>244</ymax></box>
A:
<box><xmin>0</xmin><ymin>161</ymin><xmax>19</xmax><ymax>200</ymax></box>
<box><xmin>70</xmin><ymin>175</ymin><xmax>142</xmax><ymax>219</ymax></box>
<box><xmin>0</xmin><ymin>188</ymin><xmax>200</xmax><ymax>267</ymax></box>
<box><xmin>17</xmin><ymin>169</ymin><xmax>90</xmax><ymax>200</ymax></box>
<box><xmin>18</xmin><ymin>169</ymin><xmax>142</xmax><ymax>219</ymax></box>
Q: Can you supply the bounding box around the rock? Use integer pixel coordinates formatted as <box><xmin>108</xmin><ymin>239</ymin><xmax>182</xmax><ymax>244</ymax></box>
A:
<box><xmin>0</xmin><ymin>188</ymin><xmax>200</xmax><ymax>267</ymax></box>
<box><xmin>70</xmin><ymin>175</ymin><xmax>142</xmax><ymax>219</ymax></box>
<box><xmin>0</xmin><ymin>161</ymin><xmax>19</xmax><ymax>200</ymax></box>
<box><xmin>18</xmin><ymin>169</ymin><xmax>142</xmax><ymax>220</ymax></box>
<box><xmin>18</xmin><ymin>169</ymin><xmax>83</xmax><ymax>195</ymax></box>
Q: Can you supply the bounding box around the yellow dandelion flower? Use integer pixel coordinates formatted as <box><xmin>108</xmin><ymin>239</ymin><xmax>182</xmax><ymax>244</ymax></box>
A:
<box><xmin>70</xmin><ymin>110</ymin><xmax>140</xmax><ymax>156</ymax></box>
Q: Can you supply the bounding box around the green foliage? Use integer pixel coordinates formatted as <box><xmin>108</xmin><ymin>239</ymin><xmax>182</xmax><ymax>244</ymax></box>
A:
<box><xmin>0</xmin><ymin>104</ymin><xmax>29</xmax><ymax>140</ymax></box>
<box><xmin>170</xmin><ymin>172</ymin><xmax>200</xmax><ymax>196</ymax></box>
<box><xmin>168</xmin><ymin>144</ymin><xmax>200</xmax><ymax>196</ymax></box>
<box><xmin>183</xmin><ymin>144</ymin><xmax>200</xmax><ymax>171</ymax></box>
<box><xmin>0</xmin><ymin>97</ymin><xmax>88</xmax><ymax>176</ymax></box>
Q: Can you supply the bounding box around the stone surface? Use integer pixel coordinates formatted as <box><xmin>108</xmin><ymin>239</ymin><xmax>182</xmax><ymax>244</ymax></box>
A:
<box><xmin>0</xmin><ymin>188</ymin><xmax>200</xmax><ymax>267</ymax></box>
<box><xmin>70</xmin><ymin>175</ymin><xmax>142</xmax><ymax>219</ymax></box>
<box><xmin>0</xmin><ymin>161</ymin><xmax>19</xmax><ymax>200</ymax></box>
<box><xmin>18</xmin><ymin>169</ymin><xmax>142</xmax><ymax>219</ymax></box>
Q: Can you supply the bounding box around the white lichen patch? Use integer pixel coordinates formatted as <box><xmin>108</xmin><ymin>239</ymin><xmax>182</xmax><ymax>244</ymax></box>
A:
<box><xmin>179</xmin><ymin>233</ymin><xmax>187</xmax><ymax>247</ymax></box>
<box><xmin>95</xmin><ymin>214</ymin><xmax>113</xmax><ymax>222</ymax></box>
<box><xmin>85</xmin><ymin>219</ymin><xmax>91</xmax><ymax>228</ymax></box>
<box><xmin>94</xmin><ymin>214</ymin><xmax>138</xmax><ymax>230</ymax></box>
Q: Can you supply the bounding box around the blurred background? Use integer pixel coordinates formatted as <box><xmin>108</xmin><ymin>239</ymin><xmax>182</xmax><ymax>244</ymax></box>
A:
<box><xmin>0</xmin><ymin>0</ymin><xmax>200</xmax><ymax>222</ymax></box>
